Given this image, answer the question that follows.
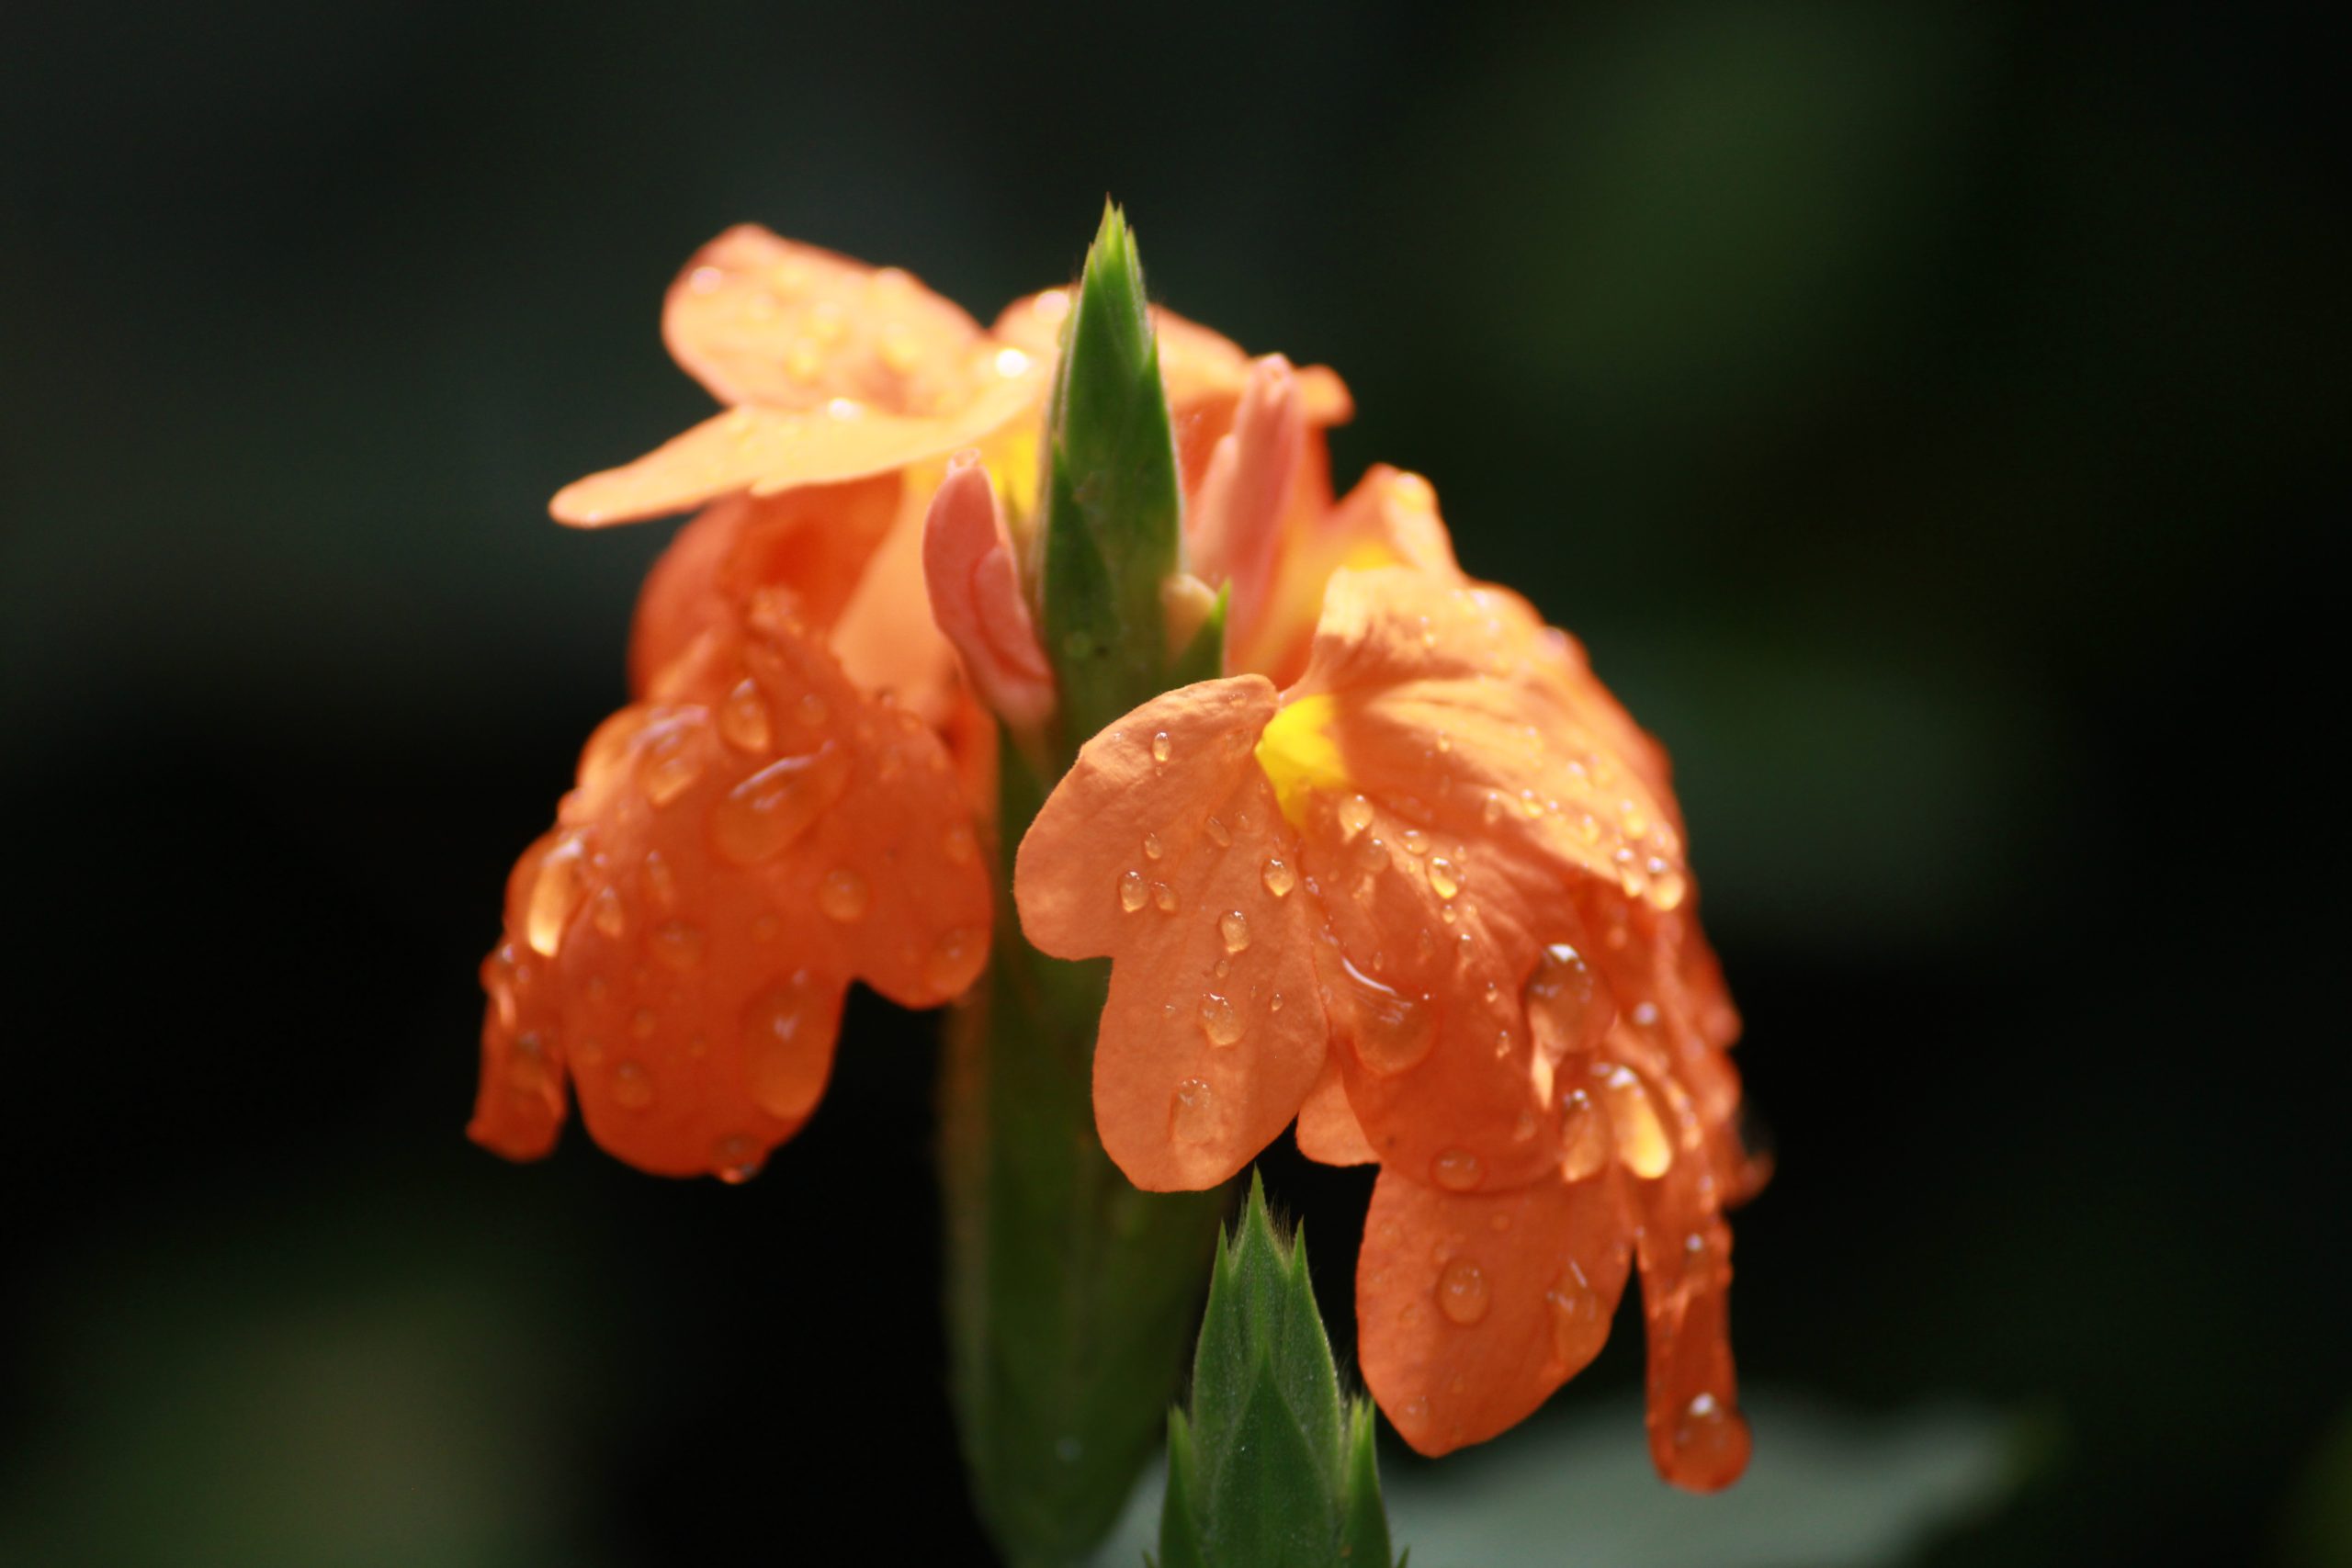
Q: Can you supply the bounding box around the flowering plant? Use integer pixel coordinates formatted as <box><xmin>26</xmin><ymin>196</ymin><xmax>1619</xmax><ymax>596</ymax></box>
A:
<box><xmin>470</xmin><ymin>207</ymin><xmax>1761</xmax><ymax>1563</ymax></box>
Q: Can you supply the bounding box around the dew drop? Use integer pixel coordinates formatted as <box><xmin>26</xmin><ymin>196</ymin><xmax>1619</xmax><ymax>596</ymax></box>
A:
<box><xmin>1197</xmin><ymin>993</ymin><xmax>1242</xmax><ymax>1047</ymax></box>
<box><xmin>610</xmin><ymin>1059</ymin><xmax>655</xmax><ymax>1110</ymax></box>
<box><xmin>1525</xmin><ymin>942</ymin><xmax>1599</xmax><ymax>1060</ymax></box>
<box><xmin>1119</xmin><ymin>869</ymin><xmax>1150</xmax><ymax>912</ymax></box>
<box><xmin>1669</xmin><ymin>1393</ymin><xmax>1752</xmax><ymax>1491</ymax></box>
<box><xmin>1559</xmin><ymin>1088</ymin><xmax>1611</xmax><ymax>1179</ymax></box>
<box><xmin>1204</xmin><ymin>815</ymin><xmax>1232</xmax><ymax>848</ymax></box>
<box><xmin>741</xmin><ymin>976</ymin><xmax>831</xmax><ymax>1119</ymax></box>
<box><xmin>1170</xmin><ymin>1077</ymin><xmax>1217</xmax><ymax>1144</ymax></box>
<box><xmin>1150</xmin><ymin>731</ymin><xmax>1172</xmax><ymax>764</ymax></box>
<box><xmin>1152</xmin><ymin>881</ymin><xmax>1178</xmax><ymax>913</ymax></box>
<box><xmin>1261</xmin><ymin>856</ymin><xmax>1296</xmax><ymax>897</ymax></box>
<box><xmin>818</xmin><ymin>867</ymin><xmax>871</xmax><ymax>923</ymax></box>
<box><xmin>1430</xmin><ymin>1147</ymin><xmax>1485</xmax><ymax>1192</ymax></box>
<box><xmin>1600</xmin><ymin>1065</ymin><xmax>1673</xmax><ymax>1178</ymax></box>
<box><xmin>525</xmin><ymin>835</ymin><xmax>591</xmax><ymax>957</ymax></box>
<box><xmin>1143</xmin><ymin>832</ymin><xmax>1164</xmax><ymax>861</ymax></box>
<box><xmin>1336</xmin><ymin>956</ymin><xmax>1436</xmax><ymax>1075</ymax></box>
<box><xmin>711</xmin><ymin>746</ymin><xmax>847</xmax><ymax>864</ymax></box>
<box><xmin>718</xmin><ymin>678</ymin><xmax>773</xmax><ymax>751</ymax></box>
<box><xmin>1547</xmin><ymin>1268</ymin><xmax>1607</xmax><ymax>1369</ymax></box>
<box><xmin>712</xmin><ymin>1134</ymin><xmax>764</xmax><ymax>1184</ymax></box>
<box><xmin>924</xmin><ymin>927</ymin><xmax>984</xmax><ymax>995</ymax></box>
<box><xmin>1437</xmin><ymin>1258</ymin><xmax>1491</xmax><ymax>1325</ymax></box>
<box><xmin>1398</xmin><ymin>829</ymin><xmax>1430</xmax><ymax>856</ymax></box>
<box><xmin>650</xmin><ymin>920</ymin><xmax>705</xmax><ymax>973</ymax></box>
<box><xmin>591</xmin><ymin>886</ymin><xmax>628</xmax><ymax>940</ymax></box>
<box><xmin>1427</xmin><ymin>856</ymin><xmax>1462</xmax><ymax>900</ymax></box>
<box><xmin>1338</xmin><ymin>795</ymin><xmax>1375</xmax><ymax>839</ymax></box>
<box><xmin>636</xmin><ymin>726</ymin><xmax>707</xmax><ymax>807</ymax></box>
<box><xmin>1218</xmin><ymin>909</ymin><xmax>1250</xmax><ymax>953</ymax></box>
<box><xmin>641</xmin><ymin>852</ymin><xmax>678</xmax><ymax>908</ymax></box>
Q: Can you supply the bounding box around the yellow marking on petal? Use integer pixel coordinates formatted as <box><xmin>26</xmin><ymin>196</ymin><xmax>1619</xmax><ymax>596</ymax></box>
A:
<box><xmin>1341</xmin><ymin>541</ymin><xmax>1402</xmax><ymax>574</ymax></box>
<box><xmin>986</xmin><ymin>424</ymin><xmax>1042</xmax><ymax>524</ymax></box>
<box><xmin>1254</xmin><ymin>694</ymin><xmax>1349</xmax><ymax>826</ymax></box>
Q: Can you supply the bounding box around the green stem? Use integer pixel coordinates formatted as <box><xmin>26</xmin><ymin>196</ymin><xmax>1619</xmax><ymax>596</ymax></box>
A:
<box><xmin>942</xmin><ymin>739</ymin><xmax>1231</xmax><ymax>1566</ymax></box>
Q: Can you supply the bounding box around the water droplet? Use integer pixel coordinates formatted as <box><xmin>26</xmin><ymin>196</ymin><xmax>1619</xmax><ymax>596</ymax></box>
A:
<box><xmin>641</xmin><ymin>852</ymin><xmax>678</xmax><ymax>908</ymax></box>
<box><xmin>1170</xmin><ymin>1078</ymin><xmax>1217</xmax><ymax>1143</ymax></box>
<box><xmin>1525</xmin><ymin>942</ymin><xmax>1599</xmax><ymax>1059</ymax></box>
<box><xmin>1119</xmin><ymin>869</ymin><xmax>1149</xmax><ymax>912</ymax></box>
<box><xmin>742</xmin><ymin>976</ymin><xmax>830</xmax><ymax>1119</ymax></box>
<box><xmin>924</xmin><ymin>927</ymin><xmax>984</xmax><ymax>995</ymax></box>
<box><xmin>1496</xmin><ymin>1028</ymin><xmax>1515</xmax><ymax>1059</ymax></box>
<box><xmin>1338</xmin><ymin>795</ymin><xmax>1374</xmax><ymax>839</ymax></box>
<box><xmin>1143</xmin><ymin>832</ymin><xmax>1163</xmax><ymax>861</ymax></box>
<box><xmin>712</xmin><ymin>1134</ymin><xmax>764</xmax><ymax>1184</ymax></box>
<box><xmin>1400</xmin><ymin>1396</ymin><xmax>1430</xmax><ymax>1425</ymax></box>
<box><xmin>636</xmin><ymin>726</ymin><xmax>707</xmax><ymax>807</ymax></box>
<box><xmin>1437</xmin><ymin>1258</ymin><xmax>1491</xmax><ymax>1325</ymax></box>
<box><xmin>1336</xmin><ymin>956</ymin><xmax>1436</xmax><ymax>1074</ymax></box>
<box><xmin>1150</xmin><ymin>731</ymin><xmax>1171</xmax><ymax>764</ymax></box>
<box><xmin>591</xmin><ymin>886</ymin><xmax>628</xmax><ymax>939</ymax></box>
<box><xmin>1427</xmin><ymin>856</ymin><xmax>1462</xmax><ymax>900</ymax></box>
<box><xmin>818</xmin><ymin>867</ymin><xmax>871</xmax><ymax>923</ymax></box>
<box><xmin>650</xmin><ymin>920</ymin><xmax>704</xmax><ymax>973</ymax></box>
<box><xmin>611</xmin><ymin>1059</ymin><xmax>655</xmax><ymax>1109</ymax></box>
<box><xmin>942</xmin><ymin>822</ymin><xmax>978</xmax><ymax>865</ymax></box>
<box><xmin>1218</xmin><ymin>909</ymin><xmax>1250</xmax><ymax>953</ymax></box>
<box><xmin>1649</xmin><ymin>867</ymin><xmax>1688</xmax><ymax>909</ymax></box>
<box><xmin>1600</xmin><ymin>1065</ymin><xmax>1673</xmax><ymax>1178</ymax></box>
<box><xmin>1398</xmin><ymin>829</ymin><xmax>1430</xmax><ymax>856</ymax></box>
<box><xmin>1631</xmin><ymin>1000</ymin><xmax>1659</xmax><ymax>1028</ymax></box>
<box><xmin>1261</xmin><ymin>856</ymin><xmax>1296</xmax><ymax>897</ymax></box>
<box><xmin>1559</xmin><ymin>1088</ymin><xmax>1610</xmax><ymax>1179</ymax></box>
<box><xmin>1669</xmin><ymin>1393</ymin><xmax>1751</xmax><ymax>1490</ymax></box>
<box><xmin>1547</xmin><ymin>1268</ymin><xmax>1607</xmax><ymax>1368</ymax></box>
<box><xmin>1198</xmin><ymin>993</ymin><xmax>1242</xmax><ymax>1047</ymax></box>
<box><xmin>1430</xmin><ymin>1147</ymin><xmax>1484</xmax><ymax>1191</ymax></box>
<box><xmin>525</xmin><ymin>834</ymin><xmax>591</xmax><ymax>957</ymax></box>
<box><xmin>719</xmin><ymin>679</ymin><xmax>773</xmax><ymax>751</ymax></box>
<box><xmin>711</xmin><ymin>745</ymin><xmax>846</xmax><ymax>864</ymax></box>
<box><xmin>1204</xmin><ymin>815</ymin><xmax>1232</xmax><ymax>848</ymax></box>
<box><xmin>1270</xmin><ymin>991</ymin><xmax>1284</xmax><ymax>1012</ymax></box>
<box><xmin>1152</xmin><ymin>881</ymin><xmax>1178</xmax><ymax>913</ymax></box>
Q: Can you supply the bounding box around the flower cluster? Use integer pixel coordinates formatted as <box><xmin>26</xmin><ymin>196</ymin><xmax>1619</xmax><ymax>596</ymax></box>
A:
<box><xmin>473</xmin><ymin>222</ymin><xmax>1762</xmax><ymax>1489</ymax></box>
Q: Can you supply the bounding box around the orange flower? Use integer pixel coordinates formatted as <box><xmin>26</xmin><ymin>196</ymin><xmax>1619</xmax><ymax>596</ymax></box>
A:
<box><xmin>475</xmin><ymin>228</ymin><xmax>1347</xmax><ymax>1181</ymax></box>
<box><xmin>1014</xmin><ymin>499</ymin><xmax>1762</xmax><ymax>1486</ymax></box>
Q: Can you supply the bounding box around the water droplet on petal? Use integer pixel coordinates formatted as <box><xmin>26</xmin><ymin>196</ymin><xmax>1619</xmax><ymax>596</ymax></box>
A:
<box><xmin>1526</xmin><ymin>942</ymin><xmax>1599</xmax><ymax>1059</ymax></box>
<box><xmin>1261</xmin><ymin>856</ymin><xmax>1296</xmax><ymax>897</ymax></box>
<box><xmin>1547</xmin><ymin>1268</ymin><xmax>1607</xmax><ymax>1367</ymax></box>
<box><xmin>637</xmin><ymin>726</ymin><xmax>707</xmax><ymax>807</ymax></box>
<box><xmin>742</xmin><ymin>976</ymin><xmax>831</xmax><ymax>1119</ymax></box>
<box><xmin>818</xmin><ymin>867</ymin><xmax>871</xmax><ymax>923</ymax></box>
<box><xmin>1143</xmin><ymin>832</ymin><xmax>1163</xmax><ymax>861</ymax></box>
<box><xmin>1669</xmin><ymin>1393</ymin><xmax>1752</xmax><ymax>1490</ymax></box>
<box><xmin>1117</xmin><ymin>869</ymin><xmax>1150</xmax><ymax>912</ymax></box>
<box><xmin>1198</xmin><ymin>993</ymin><xmax>1242</xmax><ymax>1047</ymax></box>
<box><xmin>1218</xmin><ymin>909</ymin><xmax>1250</xmax><ymax>953</ymax></box>
<box><xmin>1437</xmin><ymin>1258</ymin><xmax>1491</xmax><ymax>1325</ymax></box>
<box><xmin>1204</xmin><ymin>815</ymin><xmax>1232</xmax><ymax>848</ymax></box>
<box><xmin>924</xmin><ymin>927</ymin><xmax>984</xmax><ymax>995</ymax></box>
<box><xmin>718</xmin><ymin>679</ymin><xmax>773</xmax><ymax>751</ymax></box>
<box><xmin>1600</xmin><ymin>1065</ymin><xmax>1673</xmax><ymax>1178</ymax></box>
<box><xmin>1398</xmin><ymin>829</ymin><xmax>1430</xmax><ymax>856</ymax></box>
<box><xmin>712</xmin><ymin>1134</ymin><xmax>764</xmax><ymax>1184</ymax></box>
<box><xmin>1170</xmin><ymin>1077</ymin><xmax>1217</xmax><ymax>1143</ymax></box>
<box><xmin>650</xmin><ymin>920</ymin><xmax>705</xmax><ymax>973</ymax></box>
<box><xmin>591</xmin><ymin>886</ymin><xmax>628</xmax><ymax>939</ymax></box>
<box><xmin>611</xmin><ymin>1059</ymin><xmax>655</xmax><ymax>1109</ymax></box>
<box><xmin>1152</xmin><ymin>881</ymin><xmax>1178</xmax><ymax>913</ymax></box>
<box><xmin>1427</xmin><ymin>856</ymin><xmax>1462</xmax><ymax>900</ymax></box>
<box><xmin>1150</xmin><ymin>731</ymin><xmax>1172</xmax><ymax>764</ymax></box>
<box><xmin>711</xmin><ymin>746</ymin><xmax>846</xmax><ymax>864</ymax></box>
<box><xmin>1337</xmin><ymin>956</ymin><xmax>1436</xmax><ymax>1075</ymax></box>
<box><xmin>1430</xmin><ymin>1147</ymin><xmax>1485</xmax><ymax>1191</ymax></box>
<box><xmin>525</xmin><ymin>834</ymin><xmax>591</xmax><ymax>957</ymax></box>
<box><xmin>1338</xmin><ymin>795</ymin><xmax>1374</xmax><ymax>839</ymax></box>
<box><xmin>1559</xmin><ymin>1088</ymin><xmax>1610</xmax><ymax>1179</ymax></box>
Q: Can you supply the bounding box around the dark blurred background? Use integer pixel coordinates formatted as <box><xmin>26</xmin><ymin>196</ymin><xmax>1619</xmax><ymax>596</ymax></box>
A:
<box><xmin>2</xmin><ymin>2</ymin><xmax>2344</xmax><ymax>1564</ymax></box>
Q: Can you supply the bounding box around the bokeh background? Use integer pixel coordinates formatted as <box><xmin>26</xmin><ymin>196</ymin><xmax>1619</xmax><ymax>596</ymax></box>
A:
<box><xmin>3</xmin><ymin>3</ymin><xmax>2343</xmax><ymax>1564</ymax></box>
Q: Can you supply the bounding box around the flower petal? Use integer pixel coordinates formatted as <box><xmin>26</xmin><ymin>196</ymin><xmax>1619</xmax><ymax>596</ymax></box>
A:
<box><xmin>1294</xmin><ymin>1054</ymin><xmax>1377</xmax><ymax>1166</ymax></box>
<box><xmin>1014</xmin><ymin>677</ymin><xmax>1329</xmax><ymax>1190</ymax></box>
<box><xmin>1633</xmin><ymin>1164</ymin><xmax>1750</xmax><ymax>1491</ymax></box>
<box><xmin>471</xmin><ymin>606</ymin><xmax>989</xmax><ymax>1179</ymax></box>
<box><xmin>550</xmin><ymin>368</ymin><xmax>1044</xmax><ymax>526</ymax></box>
<box><xmin>1356</xmin><ymin>1167</ymin><xmax>1633</xmax><ymax>1457</ymax></box>
<box><xmin>662</xmin><ymin>226</ymin><xmax>985</xmax><ymax>414</ymax></box>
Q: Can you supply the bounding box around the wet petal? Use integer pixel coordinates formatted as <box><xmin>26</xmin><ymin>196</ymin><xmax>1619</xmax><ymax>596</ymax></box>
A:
<box><xmin>472</xmin><ymin>608</ymin><xmax>989</xmax><ymax>1179</ymax></box>
<box><xmin>550</xmin><ymin>368</ymin><xmax>1043</xmax><ymax>526</ymax></box>
<box><xmin>628</xmin><ymin>478</ymin><xmax>904</xmax><ymax>695</ymax></box>
<box><xmin>1357</xmin><ymin>1167</ymin><xmax>1633</xmax><ymax>1457</ymax></box>
<box><xmin>662</xmin><ymin>226</ymin><xmax>985</xmax><ymax>413</ymax></box>
<box><xmin>1014</xmin><ymin>678</ymin><xmax>1329</xmax><ymax>1190</ymax></box>
<box><xmin>1633</xmin><ymin>1159</ymin><xmax>1750</xmax><ymax>1491</ymax></box>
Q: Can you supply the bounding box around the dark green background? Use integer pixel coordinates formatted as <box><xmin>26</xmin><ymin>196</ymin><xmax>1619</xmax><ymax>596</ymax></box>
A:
<box><xmin>2</xmin><ymin>3</ymin><xmax>2342</xmax><ymax>1563</ymax></box>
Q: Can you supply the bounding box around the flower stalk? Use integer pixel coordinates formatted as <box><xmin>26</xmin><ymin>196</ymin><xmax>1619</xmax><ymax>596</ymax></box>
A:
<box><xmin>939</xmin><ymin>206</ymin><xmax>1233</xmax><ymax>1566</ymax></box>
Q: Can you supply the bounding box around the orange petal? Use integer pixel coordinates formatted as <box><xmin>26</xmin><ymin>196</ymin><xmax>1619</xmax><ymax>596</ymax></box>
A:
<box><xmin>1632</xmin><ymin>1160</ymin><xmax>1750</xmax><ymax>1490</ymax></box>
<box><xmin>662</xmin><ymin>226</ymin><xmax>985</xmax><ymax>414</ymax></box>
<box><xmin>471</xmin><ymin>608</ymin><xmax>989</xmax><ymax>1179</ymax></box>
<box><xmin>1189</xmin><ymin>355</ymin><xmax>1304</xmax><ymax>641</ymax></box>
<box><xmin>628</xmin><ymin>478</ymin><xmax>903</xmax><ymax>695</ymax></box>
<box><xmin>1295</xmin><ymin>1054</ymin><xmax>1377</xmax><ymax>1166</ymax></box>
<box><xmin>550</xmin><ymin>367</ymin><xmax>1044</xmax><ymax>526</ymax></box>
<box><xmin>1356</xmin><ymin>1167</ymin><xmax>1633</xmax><ymax>1457</ymax></box>
<box><xmin>1014</xmin><ymin>678</ymin><xmax>1329</xmax><ymax>1190</ymax></box>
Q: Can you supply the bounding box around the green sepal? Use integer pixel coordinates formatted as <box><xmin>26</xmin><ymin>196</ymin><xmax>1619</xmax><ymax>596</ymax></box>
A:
<box><xmin>1159</xmin><ymin>1171</ymin><xmax>1400</xmax><ymax>1568</ymax></box>
<box><xmin>1038</xmin><ymin>203</ymin><xmax>1185</xmax><ymax>756</ymax></box>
